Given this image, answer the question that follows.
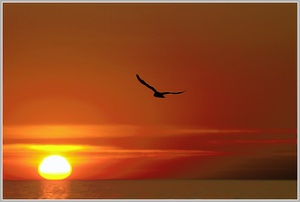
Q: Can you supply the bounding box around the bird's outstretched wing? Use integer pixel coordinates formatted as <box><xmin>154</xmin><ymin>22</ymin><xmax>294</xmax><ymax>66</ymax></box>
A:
<box><xmin>136</xmin><ymin>74</ymin><xmax>158</xmax><ymax>93</ymax></box>
<box><xmin>161</xmin><ymin>90</ymin><xmax>187</xmax><ymax>95</ymax></box>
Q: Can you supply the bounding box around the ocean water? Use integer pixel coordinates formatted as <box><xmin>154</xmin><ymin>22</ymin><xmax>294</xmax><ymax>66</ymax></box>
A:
<box><xmin>2</xmin><ymin>180</ymin><xmax>297</xmax><ymax>199</ymax></box>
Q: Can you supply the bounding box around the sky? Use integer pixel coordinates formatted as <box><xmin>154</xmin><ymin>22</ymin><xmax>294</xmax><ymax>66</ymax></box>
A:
<box><xmin>2</xmin><ymin>3</ymin><xmax>297</xmax><ymax>180</ymax></box>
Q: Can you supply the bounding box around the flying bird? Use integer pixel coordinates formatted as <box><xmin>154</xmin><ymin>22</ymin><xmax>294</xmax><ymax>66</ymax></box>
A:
<box><xmin>136</xmin><ymin>74</ymin><xmax>186</xmax><ymax>98</ymax></box>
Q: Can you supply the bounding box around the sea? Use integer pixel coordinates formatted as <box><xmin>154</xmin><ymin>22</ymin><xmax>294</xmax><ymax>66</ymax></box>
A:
<box><xmin>2</xmin><ymin>180</ymin><xmax>297</xmax><ymax>200</ymax></box>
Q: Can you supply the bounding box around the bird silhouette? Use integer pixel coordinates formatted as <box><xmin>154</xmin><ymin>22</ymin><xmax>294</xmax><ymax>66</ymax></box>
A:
<box><xmin>136</xmin><ymin>74</ymin><xmax>186</xmax><ymax>98</ymax></box>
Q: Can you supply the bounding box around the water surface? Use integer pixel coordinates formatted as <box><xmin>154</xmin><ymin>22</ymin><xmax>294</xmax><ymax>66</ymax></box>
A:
<box><xmin>3</xmin><ymin>180</ymin><xmax>297</xmax><ymax>199</ymax></box>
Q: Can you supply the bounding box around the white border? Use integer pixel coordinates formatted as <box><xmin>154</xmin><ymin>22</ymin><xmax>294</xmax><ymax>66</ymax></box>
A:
<box><xmin>0</xmin><ymin>1</ymin><xmax>298</xmax><ymax>202</ymax></box>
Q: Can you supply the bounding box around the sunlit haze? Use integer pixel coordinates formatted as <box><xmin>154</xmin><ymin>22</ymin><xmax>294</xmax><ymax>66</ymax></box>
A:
<box><xmin>3</xmin><ymin>3</ymin><xmax>297</xmax><ymax>180</ymax></box>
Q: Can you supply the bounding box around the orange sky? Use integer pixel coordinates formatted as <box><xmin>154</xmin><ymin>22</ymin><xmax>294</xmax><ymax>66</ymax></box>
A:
<box><xmin>3</xmin><ymin>3</ymin><xmax>297</xmax><ymax>180</ymax></box>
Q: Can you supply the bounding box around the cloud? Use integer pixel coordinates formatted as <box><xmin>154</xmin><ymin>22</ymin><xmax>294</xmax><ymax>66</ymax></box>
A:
<box><xmin>3</xmin><ymin>144</ymin><xmax>118</xmax><ymax>153</ymax></box>
<box><xmin>3</xmin><ymin>124</ymin><xmax>140</xmax><ymax>139</ymax></box>
<box><xmin>164</xmin><ymin>128</ymin><xmax>297</xmax><ymax>135</ymax></box>
<box><xmin>4</xmin><ymin>124</ymin><xmax>296</xmax><ymax>141</ymax></box>
<box><xmin>3</xmin><ymin>143</ymin><xmax>220</xmax><ymax>159</ymax></box>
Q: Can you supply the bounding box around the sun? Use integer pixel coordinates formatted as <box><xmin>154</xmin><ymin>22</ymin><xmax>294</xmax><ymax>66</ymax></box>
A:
<box><xmin>38</xmin><ymin>155</ymin><xmax>72</xmax><ymax>180</ymax></box>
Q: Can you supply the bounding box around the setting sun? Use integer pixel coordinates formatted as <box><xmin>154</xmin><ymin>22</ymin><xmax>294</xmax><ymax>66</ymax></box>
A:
<box><xmin>38</xmin><ymin>155</ymin><xmax>72</xmax><ymax>180</ymax></box>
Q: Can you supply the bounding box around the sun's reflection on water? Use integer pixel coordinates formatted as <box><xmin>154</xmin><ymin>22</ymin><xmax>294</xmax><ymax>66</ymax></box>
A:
<box><xmin>39</xmin><ymin>180</ymin><xmax>70</xmax><ymax>199</ymax></box>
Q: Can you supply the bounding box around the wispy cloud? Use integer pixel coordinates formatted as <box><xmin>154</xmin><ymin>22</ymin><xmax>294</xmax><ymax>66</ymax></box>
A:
<box><xmin>3</xmin><ymin>144</ymin><xmax>118</xmax><ymax>153</ymax></box>
<box><xmin>3</xmin><ymin>124</ymin><xmax>140</xmax><ymax>139</ymax></box>
<box><xmin>164</xmin><ymin>128</ymin><xmax>297</xmax><ymax>135</ymax></box>
<box><xmin>4</xmin><ymin>124</ymin><xmax>296</xmax><ymax>140</ymax></box>
<box><xmin>3</xmin><ymin>143</ymin><xmax>220</xmax><ymax>159</ymax></box>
